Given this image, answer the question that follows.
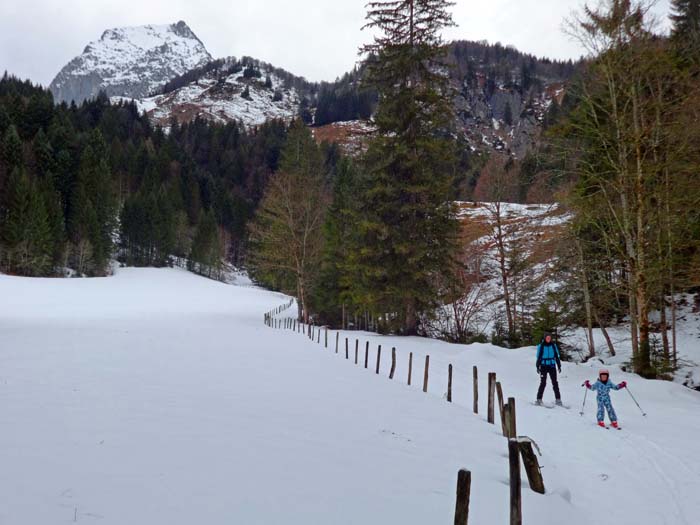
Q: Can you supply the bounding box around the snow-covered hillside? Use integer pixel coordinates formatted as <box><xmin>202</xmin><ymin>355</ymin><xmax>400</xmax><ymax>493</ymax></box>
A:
<box><xmin>134</xmin><ymin>61</ymin><xmax>300</xmax><ymax>128</ymax></box>
<box><xmin>1</xmin><ymin>268</ymin><xmax>699</xmax><ymax>524</ymax></box>
<box><xmin>49</xmin><ymin>21</ymin><xmax>212</xmax><ymax>104</ymax></box>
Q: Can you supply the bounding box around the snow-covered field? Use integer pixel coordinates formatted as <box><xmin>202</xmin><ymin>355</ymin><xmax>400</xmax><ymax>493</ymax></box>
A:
<box><xmin>1</xmin><ymin>268</ymin><xmax>699</xmax><ymax>524</ymax></box>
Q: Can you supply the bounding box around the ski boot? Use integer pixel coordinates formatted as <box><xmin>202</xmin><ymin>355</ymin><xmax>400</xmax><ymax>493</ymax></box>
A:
<box><xmin>535</xmin><ymin>399</ymin><xmax>543</xmax><ymax>406</ymax></box>
<box><xmin>611</xmin><ymin>421</ymin><xmax>620</xmax><ymax>429</ymax></box>
<box><xmin>597</xmin><ymin>421</ymin><xmax>606</xmax><ymax>428</ymax></box>
<box><xmin>555</xmin><ymin>399</ymin><xmax>563</xmax><ymax>407</ymax></box>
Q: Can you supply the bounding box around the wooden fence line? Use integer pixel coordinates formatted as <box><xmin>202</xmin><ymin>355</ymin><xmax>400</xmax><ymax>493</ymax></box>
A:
<box><xmin>263</xmin><ymin>300</ymin><xmax>547</xmax><ymax>522</ymax></box>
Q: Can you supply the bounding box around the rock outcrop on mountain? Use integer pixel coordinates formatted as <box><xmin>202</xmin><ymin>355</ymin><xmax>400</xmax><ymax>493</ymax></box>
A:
<box><xmin>132</xmin><ymin>58</ymin><xmax>302</xmax><ymax>129</ymax></box>
<box><xmin>49</xmin><ymin>21</ymin><xmax>212</xmax><ymax>104</ymax></box>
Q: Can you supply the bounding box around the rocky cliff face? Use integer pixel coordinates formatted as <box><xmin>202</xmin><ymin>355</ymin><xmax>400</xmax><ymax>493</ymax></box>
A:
<box><xmin>49</xmin><ymin>21</ymin><xmax>212</xmax><ymax>104</ymax></box>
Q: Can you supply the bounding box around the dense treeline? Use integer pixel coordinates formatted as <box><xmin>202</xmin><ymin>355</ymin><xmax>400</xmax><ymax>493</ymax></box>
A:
<box><xmin>0</xmin><ymin>73</ymin><xmax>294</xmax><ymax>277</ymax></box>
<box><xmin>448</xmin><ymin>40</ymin><xmax>578</xmax><ymax>93</ymax></box>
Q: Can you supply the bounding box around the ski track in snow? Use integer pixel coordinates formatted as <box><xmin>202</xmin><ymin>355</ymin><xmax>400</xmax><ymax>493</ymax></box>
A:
<box><xmin>1</xmin><ymin>267</ymin><xmax>699</xmax><ymax>524</ymax></box>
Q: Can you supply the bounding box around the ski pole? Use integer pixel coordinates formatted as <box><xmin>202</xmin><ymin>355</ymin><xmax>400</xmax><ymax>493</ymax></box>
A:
<box><xmin>579</xmin><ymin>383</ymin><xmax>588</xmax><ymax>416</ymax></box>
<box><xmin>625</xmin><ymin>386</ymin><xmax>647</xmax><ymax>417</ymax></box>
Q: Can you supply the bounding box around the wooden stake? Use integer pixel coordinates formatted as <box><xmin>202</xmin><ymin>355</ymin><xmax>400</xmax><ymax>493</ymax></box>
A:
<box><xmin>496</xmin><ymin>381</ymin><xmax>507</xmax><ymax>436</ymax></box>
<box><xmin>375</xmin><ymin>345</ymin><xmax>381</xmax><ymax>374</ymax></box>
<box><xmin>364</xmin><ymin>342</ymin><xmax>369</xmax><ymax>369</ymax></box>
<box><xmin>345</xmin><ymin>338</ymin><xmax>349</xmax><ymax>359</ymax></box>
<box><xmin>423</xmin><ymin>355</ymin><xmax>430</xmax><ymax>393</ymax></box>
<box><xmin>448</xmin><ymin>364</ymin><xmax>453</xmax><ymax>402</ymax></box>
<box><xmin>473</xmin><ymin>366</ymin><xmax>479</xmax><ymax>414</ymax></box>
<box><xmin>335</xmin><ymin>332</ymin><xmax>339</xmax><ymax>354</ymax></box>
<box><xmin>408</xmin><ymin>352</ymin><xmax>413</xmax><ymax>386</ymax></box>
<box><xmin>518</xmin><ymin>440</ymin><xmax>545</xmax><ymax>494</ymax></box>
<box><xmin>325</xmin><ymin>328</ymin><xmax>328</xmax><ymax>348</ymax></box>
<box><xmin>509</xmin><ymin>439</ymin><xmax>522</xmax><ymax>525</ymax></box>
<box><xmin>488</xmin><ymin>373</ymin><xmax>496</xmax><ymax>424</ymax></box>
<box><xmin>355</xmin><ymin>339</ymin><xmax>359</xmax><ymax>365</ymax></box>
<box><xmin>507</xmin><ymin>398</ymin><xmax>517</xmax><ymax>439</ymax></box>
<box><xmin>389</xmin><ymin>348</ymin><xmax>396</xmax><ymax>379</ymax></box>
<box><xmin>454</xmin><ymin>469</ymin><xmax>471</xmax><ymax>525</ymax></box>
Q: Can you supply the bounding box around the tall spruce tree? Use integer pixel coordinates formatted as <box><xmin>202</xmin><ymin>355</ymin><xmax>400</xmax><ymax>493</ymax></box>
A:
<box><xmin>351</xmin><ymin>0</ymin><xmax>460</xmax><ymax>334</ymax></box>
<box><xmin>671</xmin><ymin>0</ymin><xmax>700</xmax><ymax>38</ymax></box>
<box><xmin>1</xmin><ymin>168</ymin><xmax>52</xmax><ymax>275</ymax></box>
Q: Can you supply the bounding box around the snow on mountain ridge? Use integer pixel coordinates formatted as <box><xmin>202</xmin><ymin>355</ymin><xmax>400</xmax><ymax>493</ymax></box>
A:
<box><xmin>50</xmin><ymin>21</ymin><xmax>212</xmax><ymax>104</ymax></box>
<box><xmin>129</xmin><ymin>61</ymin><xmax>300</xmax><ymax>129</ymax></box>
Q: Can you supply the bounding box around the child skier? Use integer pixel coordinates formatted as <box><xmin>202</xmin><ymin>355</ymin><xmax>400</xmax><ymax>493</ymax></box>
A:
<box><xmin>584</xmin><ymin>369</ymin><xmax>627</xmax><ymax>428</ymax></box>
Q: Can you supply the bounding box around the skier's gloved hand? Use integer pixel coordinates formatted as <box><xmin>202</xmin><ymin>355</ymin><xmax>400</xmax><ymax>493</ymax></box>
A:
<box><xmin>619</xmin><ymin>381</ymin><xmax>627</xmax><ymax>389</ymax></box>
<box><xmin>584</xmin><ymin>380</ymin><xmax>591</xmax><ymax>389</ymax></box>
<box><xmin>557</xmin><ymin>364</ymin><xmax>562</xmax><ymax>373</ymax></box>
<box><xmin>536</xmin><ymin>365</ymin><xmax>541</xmax><ymax>374</ymax></box>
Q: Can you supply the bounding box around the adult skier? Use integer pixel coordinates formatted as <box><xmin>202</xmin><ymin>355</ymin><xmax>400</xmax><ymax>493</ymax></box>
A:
<box><xmin>584</xmin><ymin>369</ymin><xmax>627</xmax><ymax>428</ymax></box>
<box><xmin>535</xmin><ymin>332</ymin><xmax>563</xmax><ymax>406</ymax></box>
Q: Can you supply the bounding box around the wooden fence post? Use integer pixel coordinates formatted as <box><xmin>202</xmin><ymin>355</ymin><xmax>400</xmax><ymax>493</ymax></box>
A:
<box><xmin>454</xmin><ymin>469</ymin><xmax>471</xmax><ymax>525</ymax></box>
<box><xmin>335</xmin><ymin>332</ymin><xmax>339</xmax><ymax>354</ymax></box>
<box><xmin>507</xmin><ymin>397</ymin><xmax>517</xmax><ymax>439</ymax></box>
<box><xmin>389</xmin><ymin>348</ymin><xmax>396</xmax><ymax>379</ymax></box>
<box><xmin>355</xmin><ymin>340</ymin><xmax>359</xmax><ymax>364</ymax></box>
<box><xmin>364</xmin><ymin>342</ymin><xmax>369</xmax><ymax>369</ymax></box>
<box><xmin>376</xmin><ymin>345</ymin><xmax>382</xmax><ymax>374</ymax></box>
<box><xmin>509</xmin><ymin>439</ymin><xmax>522</xmax><ymax>525</ymax></box>
<box><xmin>325</xmin><ymin>328</ymin><xmax>328</xmax><ymax>348</ymax></box>
<box><xmin>408</xmin><ymin>352</ymin><xmax>413</xmax><ymax>386</ymax></box>
<box><xmin>423</xmin><ymin>355</ymin><xmax>430</xmax><ymax>393</ymax></box>
<box><xmin>345</xmin><ymin>338</ymin><xmax>349</xmax><ymax>359</ymax></box>
<box><xmin>473</xmin><ymin>366</ymin><xmax>479</xmax><ymax>414</ymax></box>
<box><xmin>518</xmin><ymin>439</ymin><xmax>545</xmax><ymax>494</ymax></box>
<box><xmin>496</xmin><ymin>382</ymin><xmax>507</xmax><ymax>436</ymax></box>
<box><xmin>447</xmin><ymin>364</ymin><xmax>453</xmax><ymax>402</ymax></box>
<box><xmin>317</xmin><ymin>328</ymin><xmax>320</xmax><ymax>344</ymax></box>
<box><xmin>487</xmin><ymin>373</ymin><xmax>496</xmax><ymax>424</ymax></box>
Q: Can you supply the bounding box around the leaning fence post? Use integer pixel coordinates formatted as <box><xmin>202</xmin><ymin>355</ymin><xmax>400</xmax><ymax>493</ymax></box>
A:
<box><xmin>423</xmin><ymin>355</ymin><xmax>430</xmax><ymax>393</ymax></box>
<box><xmin>509</xmin><ymin>439</ymin><xmax>522</xmax><ymax>525</ymax></box>
<box><xmin>488</xmin><ymin>373</ymin><xmax>496</xmax><ymax>424</ymax></box>
<box><xmin>496</xmin><ymin>382</ymin><xmax>507</xmax><ymax>436</ymax></box>
<box><xmin>389</xmin><ymin>348</ymin><xmax>396</xmax><ymax>379</ymax></box>
<box><xmin>473</xmin><ymin>366</ymin><xmax>479</xmax><ymax>414</ymax></box>
<box><xmin>375</xmin><ymin>345</ymin><xmax>382</xmax><ymax>374</ymax></box>
<box><xmin>454</xmin><ymin>469</ymin><xmax>471</xmax><ymax>525</ymax></box>
<box><xmin>518</xmin><ymin>439</ymin><xmax>545</xmax><ymax>494</ymax></box>
<box><xmin>447</xmin><ymin>364</ymin><xmax>453</xmax><ymax>402</ymax></box>
<box><xmin>408</xmin><ymin>352</ymin><xmax>413</xmax><ymax>386</ymax></box>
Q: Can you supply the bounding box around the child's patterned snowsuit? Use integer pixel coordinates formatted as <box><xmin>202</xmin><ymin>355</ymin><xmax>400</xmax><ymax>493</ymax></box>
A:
<box><xmin>590</xmin><ymin>379</ymin><xmax>621</xmax><ymax>422</ymax></box>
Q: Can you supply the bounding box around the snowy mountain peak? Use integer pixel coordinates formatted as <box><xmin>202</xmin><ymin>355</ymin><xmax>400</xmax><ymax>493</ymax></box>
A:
<box><xmin>50</xmin><ymin>21</ymin><xmax>212</xmax><ymax>104</ymax></box>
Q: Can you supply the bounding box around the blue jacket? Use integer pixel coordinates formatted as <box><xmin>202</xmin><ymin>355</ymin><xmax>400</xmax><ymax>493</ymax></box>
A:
<box><xmin>536</xmin><ymin>341</ymin><xmax>561</xmax><ymax>368</ymax></box>
<box><xmin>590</xmin><ymin>379</ymin><xmax>621</xmax><ymax>401</ymax></box>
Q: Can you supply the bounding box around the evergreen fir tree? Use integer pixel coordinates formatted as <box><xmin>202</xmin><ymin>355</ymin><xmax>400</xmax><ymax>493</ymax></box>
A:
<box><xmin>671</xmin><ymin>0</ymin><xmax>700</xmax><ymax>39</ymax></box>
<box><xmin>352</xmin><ymin>0</ymin><xmax>460</xmax><ymax>334</ymax></box>
<box><xmin>190</xmin><ymin>209</ymin><xmax>222</xmax><ymax>278</ymax></box>
<box><xmin>1</xmin><ymin>168</ymin><xmax>52</xmax><ymax>275</ymax></box>
<box><xmin>504</xmin><ymin>101</ymin><xmax>514</xmax><ymax>126</ymax></box>
<box><xmin>2</xmin><ymin>125</ymin><xmax>22</xmax><ymax>173</ymax></box>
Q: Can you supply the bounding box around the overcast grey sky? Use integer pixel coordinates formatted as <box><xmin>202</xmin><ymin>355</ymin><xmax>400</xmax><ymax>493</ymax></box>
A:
<box><xmin>0</xmin><ymin>0</ymin><xmax>672</xmax><ymax>87</ymax></box>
